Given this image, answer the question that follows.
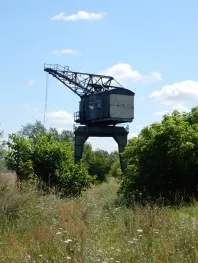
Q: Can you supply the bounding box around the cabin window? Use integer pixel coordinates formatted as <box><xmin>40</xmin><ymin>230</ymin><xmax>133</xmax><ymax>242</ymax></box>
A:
<box><xmin>96</xmin><ymin>100</ymin><xmax>102</xmax><ymax>108</ymax></box>
<box><xmin>89</xmin><ymin>102</ymin><xmax>94</xmax><ymax>110</ymax></box>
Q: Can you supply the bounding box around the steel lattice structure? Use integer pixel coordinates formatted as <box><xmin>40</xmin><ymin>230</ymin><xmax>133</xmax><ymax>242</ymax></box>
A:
<box><xmin>44</xmin><ymin>64</ymin><xmax>123</xmax><ymax>97</ymax></box>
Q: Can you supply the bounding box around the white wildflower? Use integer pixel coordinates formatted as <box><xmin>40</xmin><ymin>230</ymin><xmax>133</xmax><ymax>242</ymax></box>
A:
<box><xmin>24</xmin><ymin>254</ymin><xmax>31</xmax><ymax>261</ymax></box>
<box><xmin>64</xmin><ymin>239</ymin><xmax>72</xmax><ymax>244</ymax></box>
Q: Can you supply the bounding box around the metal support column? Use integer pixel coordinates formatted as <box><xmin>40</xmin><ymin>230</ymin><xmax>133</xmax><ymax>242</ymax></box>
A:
<box><xmin>114</xmin><ymin>134</ymin><xmax>128</xmax><ymax>172</ymax></box>
<box><xmin>74</xmin><ymin>125</ymin><xmax>129</xmax><ymax>172</ymax></box>
<box><xmin>74</xmin><ymin>134</ymin><xmax>88</xmax><ymax>164</ymax></box>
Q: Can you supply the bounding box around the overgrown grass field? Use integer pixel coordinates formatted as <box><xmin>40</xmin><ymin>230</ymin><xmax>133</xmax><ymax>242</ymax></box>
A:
<box><xmin>1</xmin><ymin>172</ymin><xmax>198</xmax><ymax>263</ymax></box>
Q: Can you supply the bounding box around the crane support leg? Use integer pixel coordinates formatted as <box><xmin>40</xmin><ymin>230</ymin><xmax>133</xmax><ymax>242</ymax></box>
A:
<box><xmin>74</xmin><ymin>134</ymin><xmax>88</xmax><ymax>164</ymax></box>
<box><xmin>114</xmin><ymin>134</ymin><xmax>128</xmax><ymax>172</ymax></box>
<box><xmin>74</xmin><ymin>126</ymin><xmax>128</xmax><ymax>172</ymax></box>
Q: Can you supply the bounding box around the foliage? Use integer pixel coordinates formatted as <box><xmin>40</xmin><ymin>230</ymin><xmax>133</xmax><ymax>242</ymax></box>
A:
<box><xmin>5</xmin><ymin>133</ymin><xmax>94</xmax><ymax>197</ymax></box>
<box><xmin>120</xmin><ymin>106</ymin><xmax>198</xmax><ymax>202</ymax></box>
<box><xmin>17</xmin><ymin>120</ymin><xmax>46</xmax><ymax>139</ymax></box>
<box><xmin>108</xmin><ymin>158</ymin><xmax>122</xmax><ymax>178</ymax></box>
<box><xmin>48</xmin><ymin>127</ymin><xmax>74</xmax><ymax>142</ymax></box>
<box><xmin>10</xmin><ymin>121</ymin><xmax>119</xmax><ymax>183</ymax></box>
<box><xmin>6</xmin><ymin>135</ymin><xmax>34</xmax><ymax>180</ymax></box>
<box><xmin>88</xmin><ymin>149</ymin><xmax>111</xmax><ymax>182</ymax></box>
<box><xmin>82</xmin><ymin>145</ymin><xmax>118</xmax><ymax>182</ymax></box>
<box><xmin>17</xmin><ymin>120</ymin><xmax>74</xmax><ymax>142</ymax></box>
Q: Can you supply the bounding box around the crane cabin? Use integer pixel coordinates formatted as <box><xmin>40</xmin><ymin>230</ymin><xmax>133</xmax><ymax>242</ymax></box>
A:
<box><xmin>74</xmin><ymin>88</ymin><xmax>134</xmax><ymax>126</ymax></box>
<box><xmin>44</xmin><ymin>63</ymin><xmax>135</xmax><ymax>127</ymax></box>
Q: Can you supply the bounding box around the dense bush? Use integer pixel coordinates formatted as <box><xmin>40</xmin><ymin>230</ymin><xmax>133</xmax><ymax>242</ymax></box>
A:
<box><xmin>108</xmin><ymin>158</ymin><xmax>122</xmax><ymax>178</ymax></box>
<box><xmin>16</xmin><ymin>121</ymin><xmax>115</xmax><ymax>182</ymax></box>
<box><xmin>5</xmin><ymin>133</ymin><xmax>94</xmax><ymax>197</ymax></box>
<box><xmin>3</xmin><ymin>120</ymin><xmax>121</xmax><ymax>197</ymax></box>
<box><xmin>82</xmin><ymin>145</ymin><xmax>119</xmax><ymax>182</ymax></box>
<box><xmin>120</xmin><ymin>106</ymin><xmax>198</xmax><ymax>202</ymax></box>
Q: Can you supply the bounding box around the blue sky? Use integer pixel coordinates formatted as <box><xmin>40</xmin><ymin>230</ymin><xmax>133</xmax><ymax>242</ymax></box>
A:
<box><xmin>1</xmin><ymin>0</ymin><xmax>198</xmax><ymax>151</ymax></box>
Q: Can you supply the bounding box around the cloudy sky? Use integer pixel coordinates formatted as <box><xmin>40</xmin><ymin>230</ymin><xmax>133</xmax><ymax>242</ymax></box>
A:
<box><xmin>0</xmin><ymin>0</ymin><xmax>198</xmax><ymax>152</ymax></box>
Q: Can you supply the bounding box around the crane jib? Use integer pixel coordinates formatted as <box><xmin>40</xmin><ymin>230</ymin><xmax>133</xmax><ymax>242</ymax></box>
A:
<box><xmin>44</xmin><ymin>64</ymin><xmax>125</xmax><ymax>97</ymax></box>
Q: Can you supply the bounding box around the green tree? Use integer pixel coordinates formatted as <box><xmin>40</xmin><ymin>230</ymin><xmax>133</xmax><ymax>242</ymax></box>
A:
<box><xmin>5</xmin><ymin>133</ymin><xmax>94</xmax><ymax>197</ymax></box>
<box><xmin>17</xmin><ymin>120</ymin><xmax>46</xmax><ymax>139</ymax></box>
<box><xmin>17</xmin><ymin>120</ymin><xmax>74</xmax><ymax>143</ymax></box>
<box><xmin>120</xmin><ymin>107</ymin><xmax>198</xmax><ymax>202</ymax></box>
<box><xmin>108</xmin><ymin>158</ymin><xmax>122</xmax><ymax>178</ymax></box>
<box><xmin>59</xmin><ymin>129</ymin><xmax>74</xmax><ymax>141</ymax></box>
<box><xmin>6</xmin><ymin>135</ymin><xmax>34</xmax><ymax>180</ymax></box>
<box><xmin>48</xmin><ymin>128</ymin><xmax>74</xmax><ymax>142</ymax></box>
<box><xmin>83</xmin><ymin>148</ymin><xmax>113</xmax><ymax>182</ymax></box>
<box><xmin>82</xmin><ymin>145</ymin><xmax>120</xmax><ymax>181</ymax></box>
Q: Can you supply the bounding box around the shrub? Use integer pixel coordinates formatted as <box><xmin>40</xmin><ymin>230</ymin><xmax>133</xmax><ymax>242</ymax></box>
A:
<box><xmin>108</xmin><ymin>159</ymin><xmax>122</xmax><ymax>178</ymax></box>
<box><xmin>83</xmin><ymin>145</ymin><xmax>119</xmax><ymax>182</ymax></box>
<box><xmin>5</xmin><ymin>134</ymin><xmax>94</xmax><ymax>197</ymax></box>
<box><xmin>120</xmin><ymin>106</ymin><xmax>198</xmax><ymax>202</ymax></box>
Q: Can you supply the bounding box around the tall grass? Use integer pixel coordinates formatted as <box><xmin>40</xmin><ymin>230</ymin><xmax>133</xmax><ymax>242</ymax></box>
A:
<box><xmin>0</xmin><ymin>174</ymin><xmax>198</xmax><ymax>262</ymax></box>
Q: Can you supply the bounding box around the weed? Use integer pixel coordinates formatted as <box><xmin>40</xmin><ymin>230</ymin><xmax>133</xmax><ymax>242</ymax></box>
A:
<box><xmin>0</xmin><ymin>177</ymin><xmax>198</xmax><ymax>262</ymax></box>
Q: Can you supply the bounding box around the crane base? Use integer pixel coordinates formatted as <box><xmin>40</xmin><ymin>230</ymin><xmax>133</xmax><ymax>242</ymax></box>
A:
<box><xmin>74</xmin><ymin>125</ymin><xmax>129</xmax><ymax>172</ymax></box>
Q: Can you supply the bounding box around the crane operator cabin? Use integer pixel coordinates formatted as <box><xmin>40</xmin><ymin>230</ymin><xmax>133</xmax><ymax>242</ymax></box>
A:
<box><xmin>44</xmin><ymin>64</ymin><xmax>134</xmax><ymax>126</ymax></box>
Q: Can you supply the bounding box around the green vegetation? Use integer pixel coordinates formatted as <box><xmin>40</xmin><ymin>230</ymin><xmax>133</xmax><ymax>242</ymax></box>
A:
<box><xmin>4</xmin><ymin>121</ymin><xmax>119</xmax><ymax>197</ymax></box>
<box><xmin>1</xmin><ymin>106</ymin><xmax>198</xmax><ymax>261</ymax></box>
<box><xmin>6</xmin><ymin>133</ymin><xmax>93</xmax><ymax>197</ymax></box>
<box><xmin>121</xmin><ymin>106</ymin><xmax>198</xmax><ymax>203</ymax></box>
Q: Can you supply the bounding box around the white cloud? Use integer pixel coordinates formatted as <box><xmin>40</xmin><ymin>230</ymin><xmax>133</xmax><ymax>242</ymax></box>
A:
<box><xmin>171</xmin><ymin>104</ymin><xmax>190</xmax><ymax>113</ymax></box>
<box><xmin>57</xmin><ymin>128</ymin><xmax>64</xmax><ymax>133</ymax></box>
<box><xmin>47</xmin><ymin>110</ymin><xmax>74</xmax><ymax>124</ymax></box>
<box><xmin>27</xmin><ymin>80</ymin><xmax>35</xmax><ymax>86</ymax></box>
<box><xmin>153</xmin><ymin>104</ymin><xmax>190</xmax><ymax>117</ymax></box>
<box><xmin>150</xmin><ymin>80</ymin><xmax>198</xmax><ymax>105</ymax></box>
<box><xmin>128</xmin><ymin>132</ymin><xmax>138</xmax><ymax>138</ymax></box>
<box><xmin>135</xmin><ymin>125</ymin><xmax>145</xmax><ymax>130</ymax></box>
<box><xmin>153</xmin><ymin>110</ymin><xmax>169</xmax><ymax>116</ymax></box>
<box><xmin>99</xmin><ymin>63</ymin><xmax>162</xmax><ymax>84</ymax></box>
<box><xmin>51</xmin><ymin>11</ymin><xmax>106</xmax><ymax>21</ymax></box>
<box><xmin>51</xmin><ymin>49</ymin><xmax>79</xmax><ymax>56</ymax></box>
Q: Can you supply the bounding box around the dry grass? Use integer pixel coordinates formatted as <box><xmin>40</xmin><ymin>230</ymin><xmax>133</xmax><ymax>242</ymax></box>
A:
<box><xmin>0</xmin><ymin>176</ymin><xmax>198</xmax><ymax>262</ymax></box>
<box><xmin>0</xmin><ymin>171</ymin><xmax>17</xmax><ymax>189</ymax></box>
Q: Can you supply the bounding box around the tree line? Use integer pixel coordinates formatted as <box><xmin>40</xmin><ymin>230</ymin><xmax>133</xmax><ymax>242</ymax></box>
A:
<box><xmin>1</xmin><ymin>106</ymin><xmax>198</xmax><ymax>202</ymax></box>
<box><xmin>0</xmin><ymin>121</ymin><xmax>120</xmax><ymax>196</ymax></box>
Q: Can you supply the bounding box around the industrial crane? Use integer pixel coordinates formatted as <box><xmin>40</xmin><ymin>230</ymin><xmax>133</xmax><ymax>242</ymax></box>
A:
<box><xmin>44</xmin><ymin>63</ymin><xmax>135</xmax><ymax>171</ymax></box>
